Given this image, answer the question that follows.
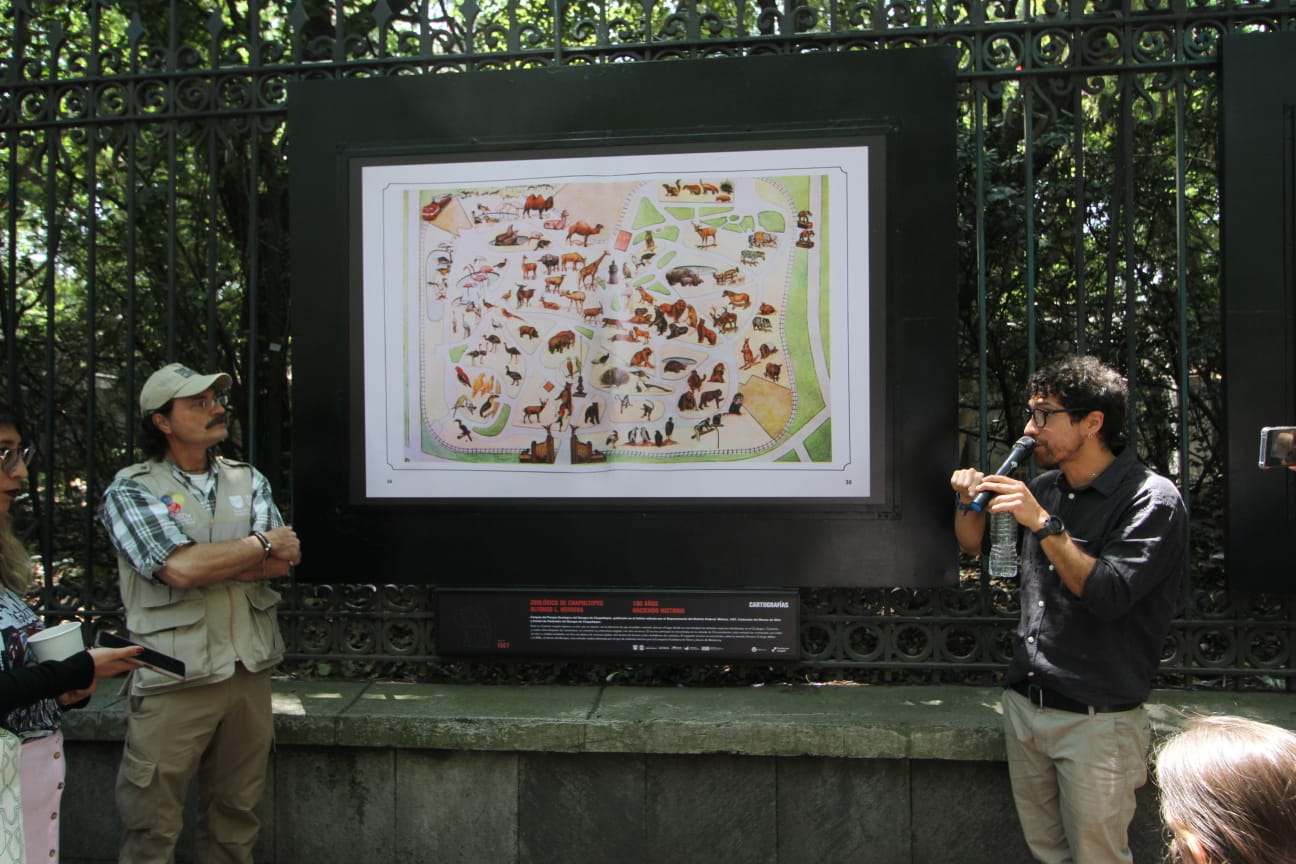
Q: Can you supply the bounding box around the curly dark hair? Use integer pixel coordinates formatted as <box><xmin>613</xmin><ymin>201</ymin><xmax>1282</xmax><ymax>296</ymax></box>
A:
<box><xmin>139</xmin><ymin>400</ymin><xmax>174</xmax><ymax>461</ymax></box>
<box><xmin>1027</xmin><ymin>355</ymin><xmax>1127</xmax><ymax>450</ymax></box>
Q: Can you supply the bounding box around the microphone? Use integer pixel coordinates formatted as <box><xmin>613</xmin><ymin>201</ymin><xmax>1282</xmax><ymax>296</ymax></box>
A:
<box><xmin>968</xmin><ymin>435</ymin><xmax>1036</xmax><ymax>512</ymax></box>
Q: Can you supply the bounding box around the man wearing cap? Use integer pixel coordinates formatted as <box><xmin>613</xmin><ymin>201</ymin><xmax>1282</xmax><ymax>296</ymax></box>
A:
<box><xmin>100</xmin><ymin>363</ymin><xmax>301</xmax><ymax>864</ymax></box>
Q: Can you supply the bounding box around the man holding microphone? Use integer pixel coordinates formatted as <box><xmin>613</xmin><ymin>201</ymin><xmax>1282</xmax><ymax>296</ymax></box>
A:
<box><xmin>950</xmin><ymin>356</ymin><xmax>1187</xmax><ymax>864</ymax></box>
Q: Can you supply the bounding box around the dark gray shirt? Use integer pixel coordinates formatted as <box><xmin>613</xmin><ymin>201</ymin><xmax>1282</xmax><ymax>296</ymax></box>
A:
<box><xmin>1005</xmin><ymin>446</ymin><xmax>1187</xmax><ymax>705</ymax></box>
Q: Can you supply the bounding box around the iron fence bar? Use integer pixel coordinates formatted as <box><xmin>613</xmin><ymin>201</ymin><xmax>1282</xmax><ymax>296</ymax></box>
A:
<box><xmin>80</xmin><ymin>1</ymin><xmax>101</xmax><ymax>610</ymax></box>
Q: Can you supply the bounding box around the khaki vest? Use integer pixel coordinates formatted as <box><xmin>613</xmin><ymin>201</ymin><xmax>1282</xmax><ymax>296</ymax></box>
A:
<box><xmin>114</xmin><ymin>458</ymin><xmax>284</xmax><ymax>694</ymax></box>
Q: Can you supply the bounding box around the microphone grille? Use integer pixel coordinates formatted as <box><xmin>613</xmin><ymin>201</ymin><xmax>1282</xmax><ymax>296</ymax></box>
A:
<box><xmin>1016</xmin><ymin>435</ymin><xmax>1037</xmax><ymax>448</ymax></box>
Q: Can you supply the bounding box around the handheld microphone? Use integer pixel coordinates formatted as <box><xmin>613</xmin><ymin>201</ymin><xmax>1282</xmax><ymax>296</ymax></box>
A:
<box><xmin>968</xmin><ymin>435</ymin><xmax>1036</xmax><ymax>512</ymax></box>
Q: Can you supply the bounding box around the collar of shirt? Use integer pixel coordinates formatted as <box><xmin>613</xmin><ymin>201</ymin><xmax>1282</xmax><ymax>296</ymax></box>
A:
<box><xmin>165</xmin><ymin>455</ymin><xmax>221</xmax><ymax>499</ymax></box>
<box><xmin>1055</xmin><ymin>445</ymin><xmax>1137</xmax><ymax>498</ymax></box>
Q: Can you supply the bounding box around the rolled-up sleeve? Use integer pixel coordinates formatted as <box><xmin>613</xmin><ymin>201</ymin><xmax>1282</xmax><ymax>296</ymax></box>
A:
<box><xmin>100</xmin><ymin>476</ymin><xmax>195</xmax><ymax>579</ymax></box>
<box><xmin>250</xmin><ymin>468</ymin><xmax>284</xmax><ymax>532</ymax></box>
<box><xmin>1079</xmin><ymin>484</ymin><xmax>1187</xmax><ymax>621</ymax></box>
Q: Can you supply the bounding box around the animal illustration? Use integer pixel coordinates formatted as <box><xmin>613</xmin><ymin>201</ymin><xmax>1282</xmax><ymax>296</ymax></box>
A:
<box><xmin>560</xmin><ymin>289</ymin><xmax>586</xmax><ymax>311</ymax></box>
<box><xmin>579</xmin><ymin>251</ymin><xmax>609</xmax><ymax>288</ymax></box>
<box><xmin>567</xmin><ymin>222</ymin><xmax>604</xmax><ymax>246</ymax></box>
<box><xmin>709</xmin><ymin>309</ymin><xmax>738</xmax><ymax>334</ymax></box>
<box><xmin>748</xmin><ymin>231</ymin><xmax>777</xmax><ymax>248</ymax></box>
<box><xmin>696</xmin><ymin>321</ymin><xmax>717</xmax><ymax>346</ymax></box>
<box><xmin>521</xmin><ymin>256</ymin><xmax>538</xmax><ymax>280</ymax></box>
<box><xmin>543</xmin><ymin>209</ymin><xmax>568</xmax><ymax>230</ymax></box>
<box><xmin>518</xmin><ymin>325</ymin><xmax>540</xmax><ymax>340</ymax></box>
<box><xmin>665</xmin><ymin>268</ymin><xmax>702</xmax><ymax>287</ymax></box>
<box><xmin>692</xmin><ymin>222</ymin><xmax>718</xmax><ymax>248</ymax></box>
<box><xmin>765</xmin><ymin>363</ymin><xmax>782</xmax><ymax>382</ymax></box>
<box><xmin>522</xmin><ymin>399</ymin><xmax>548</xmax><ymax>423</ymax></box>
<box><xmin>722</xmin><ymin>290</ymin><xmax>751</xmax><ymax>309</ymax></box>
<box><xmin>523</xmin><ymin>194</ymin><xmax>554</xmax><ymax>217</ymax></box>
<box><xmin>741</xmin><ymin>250</ymin><xmax>765</xmax><ymax>266</ymax></box>
<box><xmin>560</xmin><ymin>252</ymin><xmax>586</xmax><ymax>271</ymax></box>
<box><xmin>548</xmin><ymin>330</ymin><xmax>576</xmax><ymax>354</ymax></box>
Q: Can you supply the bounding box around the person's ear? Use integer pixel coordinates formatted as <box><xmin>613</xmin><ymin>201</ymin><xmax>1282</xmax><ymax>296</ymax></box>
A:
<box><xmin>151</xmin><ymin>412</ymin><xmax>171</xmax><ymax>436</ymax></box>
<box><xmin>1086</xmin><ymin>410</ymin><xmax>1104</xmax><ymax>440</ymax></box>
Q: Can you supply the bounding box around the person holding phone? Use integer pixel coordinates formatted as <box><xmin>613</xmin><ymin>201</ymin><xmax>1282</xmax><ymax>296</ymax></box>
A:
<box><xmin>0</xmin><ymin>403</ymin><xmax>141</xmax><ymax>864</ymax></box>
<box><xmin>99</xmin><ymin>364</ymin><xmax>301</xmax><ymax>864</ymax></box>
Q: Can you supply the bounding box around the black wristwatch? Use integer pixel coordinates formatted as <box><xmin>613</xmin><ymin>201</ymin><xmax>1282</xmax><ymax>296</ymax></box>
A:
<box><xmin>1033</xmin><ymin>515</ymin><xmax>1065</xmax><ymax>541</ymax></box>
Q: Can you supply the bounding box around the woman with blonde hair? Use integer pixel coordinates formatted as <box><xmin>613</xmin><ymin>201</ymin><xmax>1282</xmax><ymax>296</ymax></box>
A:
<box><xmin>0</xmin><ymin>403</ymin><xmax>139</xmax><ymax>863</ymax></box>
<box><xmin>1156</xmin><ymin>715</ymin><xmax>1296</xmax><ymax>864</ymax></box>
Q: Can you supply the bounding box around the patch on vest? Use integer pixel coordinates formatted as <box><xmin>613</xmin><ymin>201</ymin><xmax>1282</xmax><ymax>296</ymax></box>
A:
<box><xmin>160</xmin><ymin>493</ymin><xmax>195</xmax><ymax>525</ymax></box>
<box><xmin>227</xmin><ymin>495</ymin><xmax>250</xmax><ymax>513</ymax></box>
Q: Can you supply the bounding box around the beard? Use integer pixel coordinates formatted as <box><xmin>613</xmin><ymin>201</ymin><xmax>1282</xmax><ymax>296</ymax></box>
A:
<box><xmin>1033</xmin><ymin>445</ymin><xmax>1059</xmax><ymax>470</ymax></box>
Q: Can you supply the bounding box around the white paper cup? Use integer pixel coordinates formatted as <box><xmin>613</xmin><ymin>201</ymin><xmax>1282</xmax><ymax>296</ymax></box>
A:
<box><xmin>28</xmin><ymin>621</ymin><xmax>84</xmax><ymax>663</ymax></box>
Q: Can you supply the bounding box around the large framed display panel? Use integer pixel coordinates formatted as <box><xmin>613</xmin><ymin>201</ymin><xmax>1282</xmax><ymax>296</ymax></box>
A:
<box><xmin>289</xmin><ymin>50</ymin><xmax>958</xmax><ymax>588</ymax></box>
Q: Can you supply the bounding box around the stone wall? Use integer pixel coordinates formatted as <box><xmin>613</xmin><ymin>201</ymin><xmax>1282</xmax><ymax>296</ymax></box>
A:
<box><xmin>58</xmin><ymin>682</ymin><xmax>1295</xmax><ymax>863</ymax></box>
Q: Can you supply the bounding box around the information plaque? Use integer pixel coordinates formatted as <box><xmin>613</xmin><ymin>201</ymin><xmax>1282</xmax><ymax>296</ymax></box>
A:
<box><xmin>437</xmin><ymin>589</ymin><xmax>799</xmax><ymax>661</ymax></box>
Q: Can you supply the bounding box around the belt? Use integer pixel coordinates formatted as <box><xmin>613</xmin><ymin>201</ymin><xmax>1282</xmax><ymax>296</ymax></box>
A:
<box><xmin>1008</xmin><ymin>680</ymin><xmax>1141</xmax><ymax>714</ymax></box>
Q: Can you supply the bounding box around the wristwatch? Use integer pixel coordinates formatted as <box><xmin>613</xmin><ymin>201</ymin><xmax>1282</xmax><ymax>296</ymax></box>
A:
<box><xmin>1033</xmin><ymin>515</ymin><xmax>1065</xmax><ymax>541</ymax></box>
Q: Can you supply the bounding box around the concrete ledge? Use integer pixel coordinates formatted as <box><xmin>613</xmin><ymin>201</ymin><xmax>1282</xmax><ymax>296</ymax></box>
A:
<box><xmin>56</xmin><ymin>682</ymin><xmax>1295</xmax><ymax>864</ymax></box>
<box><xmin>63</xmin><ymin>680</ymin><xmax>1296</xmax><ymax>757</ymax></box>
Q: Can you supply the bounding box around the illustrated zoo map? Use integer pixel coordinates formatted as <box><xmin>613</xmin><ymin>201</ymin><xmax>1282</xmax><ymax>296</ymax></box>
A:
<box><xmin>361</xmin><ymin>147</ymin><xmax>872</xmax><ymax>499</ymax></box>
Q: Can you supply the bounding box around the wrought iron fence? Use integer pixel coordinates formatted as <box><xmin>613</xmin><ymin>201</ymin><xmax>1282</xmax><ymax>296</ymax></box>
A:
<box><xmin>1</xmin><ymin>0</ymin><xmax>1291</xmax><ymax>688</ymax></box>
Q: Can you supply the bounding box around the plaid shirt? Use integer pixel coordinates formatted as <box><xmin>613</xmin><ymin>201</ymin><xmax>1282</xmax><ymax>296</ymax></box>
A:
<box><xmin>100</xmin><ymin>456</ymin><xmax>283</xmax><ymax>582</ymax></box>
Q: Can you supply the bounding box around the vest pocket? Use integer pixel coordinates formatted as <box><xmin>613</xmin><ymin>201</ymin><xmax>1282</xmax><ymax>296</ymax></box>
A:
<box><xmin>244</xmin><ymin>584</ymin><xmax>285</xmax><ymax>664</ymax></box>
<box><xmin>130</xmin><ymin>595</ymin><xmax>209</xmax><ymax>688</ymax></box>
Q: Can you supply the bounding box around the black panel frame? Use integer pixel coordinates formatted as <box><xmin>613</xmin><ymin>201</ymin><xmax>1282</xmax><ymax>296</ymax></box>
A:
<box><xmin>1221</xmin><ymin>33</ymin><xmax>1296</xmax><ymax>593</ymax></box>
<box><xmin>289</xmin><ymin>50</ymin><xmax>957</xmax><ymax>588</ymax></box>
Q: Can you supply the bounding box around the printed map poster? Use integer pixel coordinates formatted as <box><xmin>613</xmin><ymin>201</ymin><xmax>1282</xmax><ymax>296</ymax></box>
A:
<box><xmin>360</xmin><ymin>146</ymin><xmax>871</xmax><ymax>499</ymax></box>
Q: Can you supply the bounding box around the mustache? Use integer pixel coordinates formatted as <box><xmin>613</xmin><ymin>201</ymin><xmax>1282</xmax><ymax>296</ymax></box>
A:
<box><xmin>206</xmin><ymin>415</ymin><xmax>228</xmax><ymax>430</ymax></box>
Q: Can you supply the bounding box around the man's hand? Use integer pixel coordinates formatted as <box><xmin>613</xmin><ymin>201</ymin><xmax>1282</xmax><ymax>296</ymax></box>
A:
<box><xmin>973</xmin><ymin>474</ymin><xmax>1046</xmax><ymax>532</ymax></box>
<box><xmin>263</xmin><ymin>525</ymin><xmax>302</xmax><ymax>567</ymax></box>
<box><xmin>950</xmin><ymin>467</ymin><xmax>986</xmax><ymax>508</ymax></box>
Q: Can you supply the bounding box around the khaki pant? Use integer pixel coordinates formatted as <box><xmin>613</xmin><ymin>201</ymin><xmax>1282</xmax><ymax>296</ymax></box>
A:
<box><xmin>116</xmin><ymin>666</ymin><xmax>273</xmax><ymax>864</ymax></box>
<box><xmin>1001</xmin><ymin>687</ymin><xmax>1151</xmax><ymax>864</ymax></box>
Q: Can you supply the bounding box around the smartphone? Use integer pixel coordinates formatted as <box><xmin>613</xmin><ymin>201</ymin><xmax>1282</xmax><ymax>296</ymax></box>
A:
<box><xmin>95</xmin><ymin>631</ymin><xmax>186</xmax><ymax>680</ymax></box>
<box><xmin>1258</xmin><ymin>426</ymin><xmax>1296</xmax><ymax>469</ymax></box>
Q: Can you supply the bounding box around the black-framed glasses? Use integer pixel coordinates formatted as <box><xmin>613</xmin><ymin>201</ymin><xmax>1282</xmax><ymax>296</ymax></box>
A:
<box><xmin>0</xmin><ymin>447</ymin><xmax>36</xmax><ymax>475</ymax></box>
<box><xmin>1022</xmin><ymin>406</ymin><xmax>1094</xmax><ymax>428</ymax></box>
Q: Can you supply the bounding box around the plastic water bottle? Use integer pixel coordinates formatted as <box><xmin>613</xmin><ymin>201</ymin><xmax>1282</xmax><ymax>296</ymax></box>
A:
<box><xmin>987</xmin><ymin>511</ymin><xmax>1019</xmax><ymax>579</ymax></box>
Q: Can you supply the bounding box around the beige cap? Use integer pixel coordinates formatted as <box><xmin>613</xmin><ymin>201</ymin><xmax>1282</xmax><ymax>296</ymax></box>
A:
<box><xmin>139</xmin><ymin>363</ymin><xmax>232</xmax><ymax>417</ymax></box>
